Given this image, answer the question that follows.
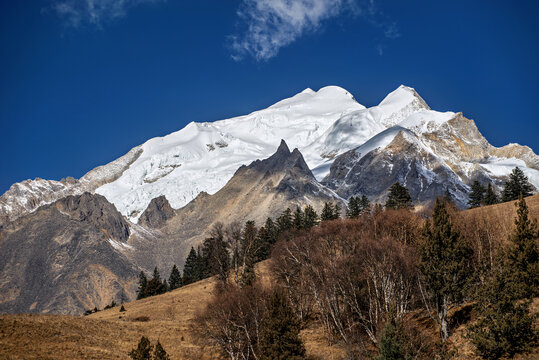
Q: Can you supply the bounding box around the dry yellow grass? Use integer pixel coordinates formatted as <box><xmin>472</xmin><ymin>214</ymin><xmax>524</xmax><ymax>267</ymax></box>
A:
<box><xmin>1</xmin><ymin>195</ymin><xmax>538</xmax><ymax>359</ymax></box>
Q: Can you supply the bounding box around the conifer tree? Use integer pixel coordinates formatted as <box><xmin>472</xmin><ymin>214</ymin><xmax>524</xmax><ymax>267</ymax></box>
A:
<box><xmin>136</xmin><ymin>271</ymin><xmax>148</xmax><ymax>300</ymax></box>
<box><xmin>468</xmin><ymin>180</ymin><xmax>486</xmax><ymax>208</ymax></box>
<box><xmin>168</xmin><ymin>264</ymin><xmax>182</xmax><ymax>290</ymax></box>
<box><xmin>277</xmin><ymin>208</ymin><xmax>293</xmax><ymax>232</ymax></box>
<box><xmin>346</xmin><ymin>196</ymin><xmax>361</xmax><ymax>218</ymax></box>
<box><xmin>468</xmin><ymin>196</ymin><xmax>538</xmax><ymax>359</ymax></box>
<box><xmin>259</xmin><ymin>289</ymin><xmax>306</xmax><ymax>360</ymax></box>
<box><xmin>302</xmin><ymin>205</ymin><xmax>318</xmax><ymax>229</ymax></box>
<box><xmin>501</xmin><ymin>166</ymin><xmax>534</xmax><ymax>202</ymax></box>
<box><xmin>182</xmin><ymin>247</ymin><xmax>200</xmax><ymax>285</ymax></box>
<box><xmin>468</xmin><ymin>270</ymin><xmax>535</xmax><ymax>359</ymax></box>
<box><xmin>504</xmin><ymin>195</ymin><xmax>539</xmax><ymax>299</ymax></box>
<box><xmin>240</xmin><ymin>220</ymin><xmax>258</xmax><ymax>287</ymax></box>
<box><xmin>377</xmin><ymin>319</ymin><xmax>408</xmax><ymax>360</ymax></box>
<box><xmin>321</xmin><ymin>202</ymin><xmax>339</xmax><ymax>220</ymax></box>
<box><xmin>146</xmin><ymin>267</ymin><xmax>167</xmax><ymax>297</ymax></box>
<box><xmin>360</xmin><ymin>195</ymin><xmax>370</xmax><ymax>213</ymax></box>
<box><xmin>293</xmin><ymin>206</ymin><xmax>304</xmax><ymax>230</ymax></box>
<box><xmin>201</xmin><ymin>224</ymin><xmax>230</xmax><ymax>284</ymax></box>
<box><xmin>153</xmin><ymin>341</ymin><xmax>170</xmax><ymax>360</ymax></box>
<box><xmin>417</xmin><ymin>198</ymin><xmax>472</xmax><ymax>341</ymax></box>
<box><xmin>482</xmin><ymin>183</ymin><xmax>499</xmax><ymax>206</ymax></box>
<box><xmin>334</xmin><ymin>203</ymin><xmax>341</xmax><ymax>219</ymax></box>
<box><xmin>385</xmin><ymin>183</ymin><xmax>413</xmax><ymax>210</ymax></box>
<box><xmin>128</xmin><ymin>336</ymin><xmax>153</xmax><ymax>360</ymax></box>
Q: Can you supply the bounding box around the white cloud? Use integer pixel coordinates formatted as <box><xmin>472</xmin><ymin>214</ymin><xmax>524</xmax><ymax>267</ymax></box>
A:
<box><xmin>51</xmin><ymin>0</ymin><xmax>164</xmax><ymax>28</ymax></box>
<box><xmin>230</xmin><ymin>0</ymin><xmax>400</xmax><ymax>61</ymax></box>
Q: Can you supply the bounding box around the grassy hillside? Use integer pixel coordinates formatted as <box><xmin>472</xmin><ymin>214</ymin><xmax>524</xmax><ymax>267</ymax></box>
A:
<box><xmin>1</xmin><ymin>194</ymin><xmax>538</xmax><ymax>359</ymax></box>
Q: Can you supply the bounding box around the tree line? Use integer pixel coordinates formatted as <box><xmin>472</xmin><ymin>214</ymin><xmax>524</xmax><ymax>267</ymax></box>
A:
<box><xmin>197</xmin><ymin>192</ymin><xmax>537</xmax><ymax>359</ymax></box>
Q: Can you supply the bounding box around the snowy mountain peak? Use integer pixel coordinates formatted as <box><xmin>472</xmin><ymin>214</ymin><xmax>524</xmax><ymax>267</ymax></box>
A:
<box><xmin>378</xmin><ymin>85</ymin><xmax>430</xmax><ymax>128</ymax></box>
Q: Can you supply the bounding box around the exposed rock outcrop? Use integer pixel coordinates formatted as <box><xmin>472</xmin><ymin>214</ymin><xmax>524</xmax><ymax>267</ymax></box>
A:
<box><xmin>0</xmin><ymin>193</ymin><xmax>139</xmax><ymax>315</ymax></box>
<box><xmin>138</xmin><ymin>195</ymin><xmax>175</xmax><ymax>228</ymax></box>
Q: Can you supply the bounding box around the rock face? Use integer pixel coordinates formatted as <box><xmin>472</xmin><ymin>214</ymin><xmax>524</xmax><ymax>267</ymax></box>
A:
<box><xmin>0</xmin><ymin>193</ymin><xmax>139</xmax><ymax>315</ymax></box>
<box><xmin>138</xmin><ymin>195</ymin><xmax>175</xmax><ymax>228</ymax></box>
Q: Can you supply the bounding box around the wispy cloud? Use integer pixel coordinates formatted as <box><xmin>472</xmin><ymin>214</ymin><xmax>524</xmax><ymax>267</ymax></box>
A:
<box><xmin>230</xmin><ymin>0</ymin><xmax>400</xmax><ymax>61</ymax></box>
<box><xmin>50</xmin><ymin>0</ymin><xmax>164</xmax><ymax>28</ymax></box>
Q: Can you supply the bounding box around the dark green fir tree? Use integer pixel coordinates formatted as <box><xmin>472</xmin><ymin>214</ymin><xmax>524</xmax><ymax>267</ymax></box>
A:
<box><xmin>128</xmin><ymin>336</ymin><xmax>153</xmax><ymax>360</ymax></box>
<box><xmin>153</xmin><ymin>341</ymin><xmax>170</xmax><ymax>360</ymax></box>
<box><xmin>501</xmin><ymin>167</ymin><xmax>534</xmax><ymax>202</ymax></box>
<box><xmin>385</xmin><ymin>183</ymin><xmax>413</xmax><ymax>210</ymax></box>
<box><xmin>468</xmin><ymin>180</ymin><xmax>486</xmax><ymax>208</ymax></box>
<box><xmin>417</xmin><ymin>199</ymin><xmax>472</xmax><ymax>341</ymax></box>
<box><xmin>259</xmin><ymin>289</ymin><xmax>306</xmax><ymax>360</ymax></box>
<box><xmin>136</xmin><ymin>271</ymin><xmax>148</xmax><ymax>300</ymax></box>
<box><xmin>168</xmin><ymin>264</ymin><xmax>182</xmax><ymax>290</ymax></box>
<box><xmin>302</xmin><ymin>205</ymin><xmax>318</xmax><ymax>230</ymax></box>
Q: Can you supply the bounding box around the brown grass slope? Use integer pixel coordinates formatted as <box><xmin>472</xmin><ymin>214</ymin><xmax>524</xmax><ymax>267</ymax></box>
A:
<box><xmin>1</xmin><ymin>194</ymin><xmax>538</xmax><ymax>359</ymax></box>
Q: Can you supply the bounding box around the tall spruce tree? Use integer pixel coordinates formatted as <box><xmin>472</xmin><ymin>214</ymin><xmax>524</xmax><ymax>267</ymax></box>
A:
<box><xmin>504</xmin><ymin>195</ymin><xmax>539</xmax><ymax>299</ymax></box>
<box><xmin>168</xmin><ymin>264</ymin><xmax>182</xmax><ymax>290</ymax></box>
<box><xmin>501</xmin><ymin>167</ymin><xmax>534</xmax><ymax>202</ymax></box>
<box><xmin>385</xmin><ymin>183</ymin><xmax>413</xmax><ymax>210</ymax></box>
<box><xmin>469</xmin><ymin>195</ymin><xmax>538</xmax><ymax>359</ymax></box>
<box><xmin>136</xmin><ymin>271</ymin><xmax>148</xmax><ymax>300</ymax></box>
<box><xmin>417</xmin><ymin>198</ymin><xmax>473</xmax><ymax>341</ymax></box>
<box><xmin>293</xmin><ymin>206</ymin><xmax>304</xmax><ymax>230</ymax></box>
<box><xmin>146</xmin><ymin>267</ymin><xmax>167</xmax><ymax>297</ymax></box>
<box><xmin>128</xmin><ymin>336</ymin><xmax>153</xmax><ymax>360</ymax></box>
<box><xmin>303</xmin><ymin>205</ymin><xmax>318</xmax><ymax>229</ymax></box>
<box><xmin>360</xmin><ymin>195</ymin><xmax>370</xmax><ymax>213</ymax></box>
<box><xmin>346</xmin><ymin>196</ymin><xmax>362</xmax><ymax>218</ymax></box>
<box><xmin>377</xmin><ymin>319</ymin><xmax>409</xmax><ymax>360</ymax></box>
<box><xmin>259</xmin><ymin>289</ymin><xmax>306</xmax><ymax>360</ymax></box>
<box><xmin>240</xmin><ymin>220</ymin><xmax>258</xmax><ymax>287</ymax></box>
<box><xmin>277</xmin><ymin>208</ymin><xmax>293</xmax><ymax>232</ymax></box>
<box><xmin>468</xmin><ymin>180</ymin><xmax>486</xmax><ymax>208</ymax></box>
<box><xmin>182</xmin><ymin>247</ymin><xmax>200</xmax><ymax>285</ymax></box>
<box><xmin>153</xmin><ymin>341</ymin><xmax>170</xmax><ymax>360</ymax></box>
<box><xmin>482</xmin><ymin>183</ymin><xmax>500</xmax><ymax>206</ymax></box>
<box><xmin>201</xmin><ymin>225</ymin><xmax>230</xmax><ymax>284</ymax></box>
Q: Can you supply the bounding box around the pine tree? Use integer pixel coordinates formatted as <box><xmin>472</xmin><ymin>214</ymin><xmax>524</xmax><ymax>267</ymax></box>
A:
<box><xmin>277</xmin><ymin>208</ymin><xmax>293</xmax><ymax>232</ymax></box>
<box><xmin>293</xmin><ymin>206</ymin><xmax>304</xmax><ymax>230</ymax></box>
<box><xmin>136</xmin><ymin>271</ymin><xmax>148</xmax><ymax>300</ymax></box>
<box><xmin>259</xmin><ymin>289</ymin><xmax>306</xmax><ymax>360</ymax></box>
<box><xmin>504</xmin><ymin>195</ymin><xmax>539</xmax><ymax>299</ymax></box>
<box><xmin>146</xmin><ymin>267</ymin><xmax>167</xmax><ymax>297</ymax></box>
<box><xmin>385</xmin><ymin>183</ymin><xmax>413</xmax><ymax>210</ymax></box>
<box><xmin>468</xmin><ymin>180</ymin><xmax>486</xmax><ymax>208</ymax></box>
<box><xmin>153</xmin><ymin>341</ymin><xmax>170</xmax><ymax>360</ymax></box>
<box><xmin>240</xmin><ymin>220</ymin><xmax>258</xmax><ymax>287</ymax></box>
<box><xmin>501</xmin><ymin>167</ymin><xmax>534</xmax><ymax>202</ymax></box>
<box><xmin>417</xmin><ymin>198</ymin><xmax>473</xmax><ymax>341</ymax></box>
<box><xmin>182</xmin><ymin>247</ymin><xmax>200</xmax><ymax>285</ymax></box>
<box><xmin>128</xmin><ymin>336</ymin><xmax>153</xmax><ymax>360</ymax></box>
<box><xmin>360</xmin><ymin>195</ymin><xmax>370</xmax><ymax>213</ymax></box>
<box><xmin>482</xmin><ymin>183</ymin><xmax>499</xmax><ymax>206</ymax></box>
<box><xmin>201</xmin><ymin>225</ymin><xmax>230</xmax><ymax>284</ymax></box>
<box><xmin>468</xmin><ymin>195</ymin><xmax>538</xmax><ymax>358</ymax></box>
<box><xmin>168</xmin><ymin>264</ymin><xmax>182</xmax><ymax>291</ymax></box>
<box><xmin>303</xmin><ymin>205</ymin><xmax>318</xmax><ymax>230</ymax></box>
<box><xmin>346</xmin><ymin>196</ymin><xmax>361</xmax><ymax>218</ymax></box>
<box><xmin>468</xmin><ymin>270</ymin><xmax>535</xmax><ymax>359</ymax></box>
<box><xmin>377</xmin><ymin>319</ymin><xmax>409</xmax><ymax>360</ymax></box>
<box><xmin>321</xmin><ymin>202</ymin><xmax>339</xmax><ymax>220</ymax></box>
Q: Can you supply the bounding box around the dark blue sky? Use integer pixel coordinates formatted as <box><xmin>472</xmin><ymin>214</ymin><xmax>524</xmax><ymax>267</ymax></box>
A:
<box><xmin>1</xmin><ymin>0</ymin><xmax>538</xmax><ymax>194</ymax></box>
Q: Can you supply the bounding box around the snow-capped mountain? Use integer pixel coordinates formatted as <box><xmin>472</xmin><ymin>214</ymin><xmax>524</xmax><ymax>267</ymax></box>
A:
<box><xmin>1</xmin><ymin>85</ymin><xmax>538</xmax><ymax>225</ymax></box>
